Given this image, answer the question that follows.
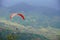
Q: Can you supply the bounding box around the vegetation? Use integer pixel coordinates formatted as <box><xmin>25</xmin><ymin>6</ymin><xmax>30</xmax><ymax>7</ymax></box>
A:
<box><xmin>0</xmin><ymin>29</ymin><xmax>49</xmax><ymax>40</ymax></box>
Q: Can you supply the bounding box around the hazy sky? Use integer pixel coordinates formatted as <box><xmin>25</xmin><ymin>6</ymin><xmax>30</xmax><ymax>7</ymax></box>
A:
<box><xmin>1</xmin><ymin>0</ymin><xmax>59</xmax><ymax>10</ymax></box>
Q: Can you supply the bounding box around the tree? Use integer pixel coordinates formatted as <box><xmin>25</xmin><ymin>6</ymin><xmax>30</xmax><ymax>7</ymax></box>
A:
<box><xmin>6</xmin><ymin>33</ymin><xmax>18</xmax><ymax>40</ymax></box>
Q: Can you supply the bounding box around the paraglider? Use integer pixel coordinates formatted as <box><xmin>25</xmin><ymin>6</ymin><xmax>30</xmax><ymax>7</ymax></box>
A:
<box><xmin>10</xmin><ymin>13</ymin><xmax>17</xmax><ymax>19</ymax></box>
<box><xmin>17</xmin><ymin>14</ymin><xmax>25</xmax><ymax>20</ymax></box>
<box><xmin>10</xmin><ymin>13</ymin><xmax>25</xmax><ymax>30</ymax></box>
<box><xmin>10</xmin><ymin>13</ymin><xmax>25</xmax><ymax>20</ymax></box>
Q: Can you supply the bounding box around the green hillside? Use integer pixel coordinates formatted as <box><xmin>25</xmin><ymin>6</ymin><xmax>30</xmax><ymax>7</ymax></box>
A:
<box><xmin>0</xmin><ymin>28</ymin><xmax>49</xmax><ymax>40</ymax></box>
<box><xmin>0</xmin><ymin>19</ymin><xmax>60</xmax><ymax>40</ymax></box>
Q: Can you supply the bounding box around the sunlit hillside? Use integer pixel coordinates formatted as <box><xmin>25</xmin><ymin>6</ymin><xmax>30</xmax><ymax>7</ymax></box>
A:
<box><xmin>0</xmin><ymin>18</ymin><xmax>60</xmax><ymax>40</ymax></box>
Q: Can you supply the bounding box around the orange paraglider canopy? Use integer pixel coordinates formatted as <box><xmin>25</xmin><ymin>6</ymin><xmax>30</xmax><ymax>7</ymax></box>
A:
<box><xmin>10</xmin><ymin>13</ymin><xmax>25</xmax><ymax>20</ymax></box>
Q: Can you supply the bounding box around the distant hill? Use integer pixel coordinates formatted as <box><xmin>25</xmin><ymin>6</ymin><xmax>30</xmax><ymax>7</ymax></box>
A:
<box><xmin>0</xmin><ymin>2</ymin><xmax>59</xmax><ymax>17</ymax></box>
<box><xmin>6</xmin><ymin>2</ymin><xmax>60</xmax><ymax>17</ymax></box>
<box><xmin>0</xmin><ymin>5</ymin><xmax>60</xmax><ymax>28</ymax></box>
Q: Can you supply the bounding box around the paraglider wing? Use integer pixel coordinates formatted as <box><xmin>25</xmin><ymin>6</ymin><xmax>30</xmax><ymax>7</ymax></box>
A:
<box><xmin>10</xmin><ymin>13</ymin><xmax>25</xmax><ymax>20</ymax></box>
<box><xmin>17</xmin><ymin>14</ymin><xmax>25</xmax><ymax>20</ymax></box>
<box><xmin>10</xmin><ymin>13</ymin><xmax>17</xmax><ymax>19</ymax></box>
